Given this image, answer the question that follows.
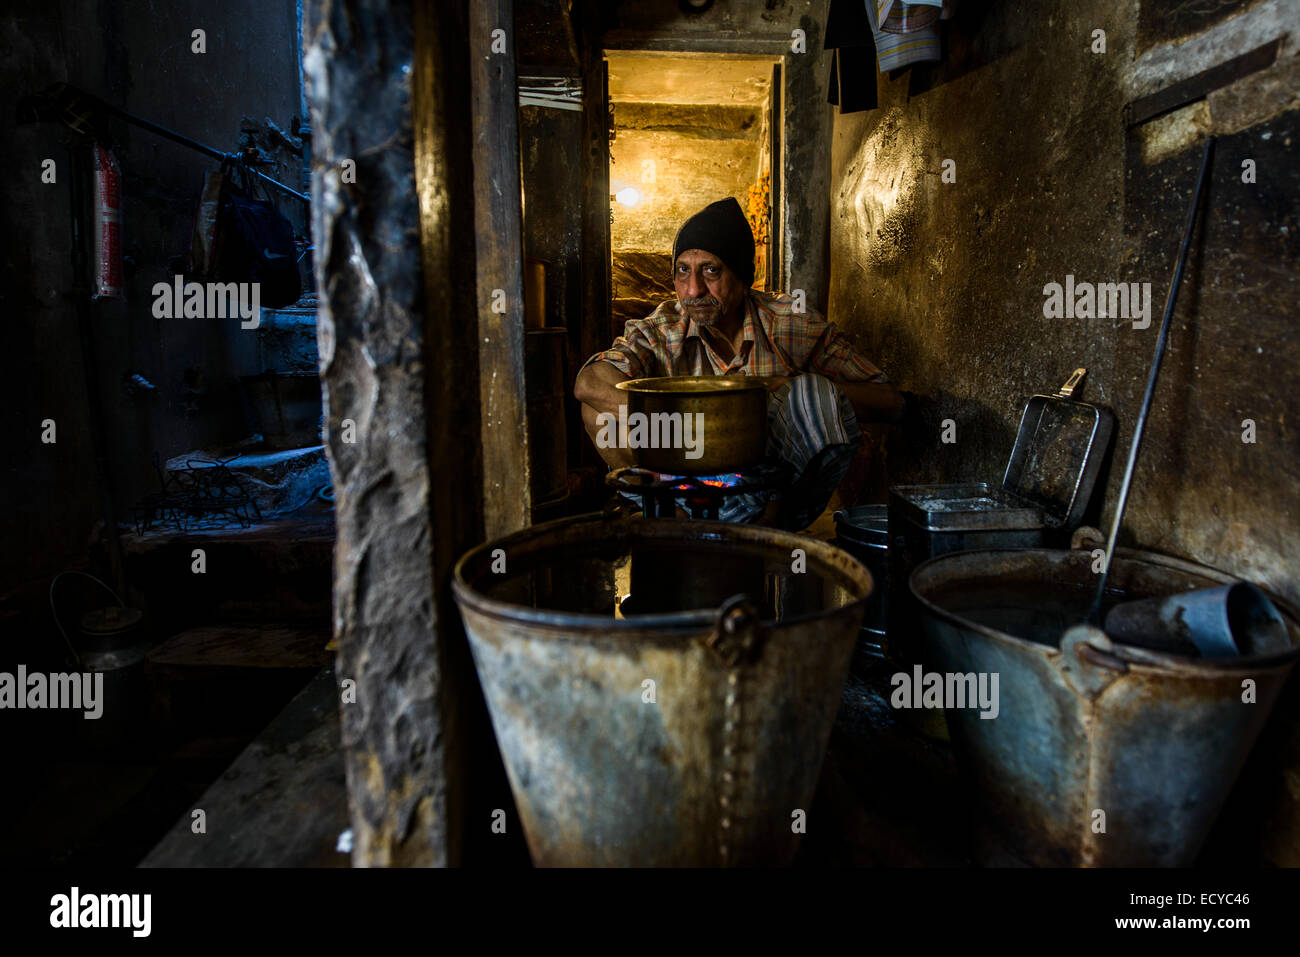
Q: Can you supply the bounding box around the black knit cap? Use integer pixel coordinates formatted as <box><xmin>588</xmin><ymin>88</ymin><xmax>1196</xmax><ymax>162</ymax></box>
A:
<box><xmin>672</xmin><ymin>197</ymin><xmax>755</xmax><ymax>287</ymax></box>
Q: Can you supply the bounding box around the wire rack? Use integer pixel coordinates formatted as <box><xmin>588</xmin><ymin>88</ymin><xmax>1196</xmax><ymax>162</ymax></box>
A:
<box><xmin>131</xmin><ymin>453</ymin><xmax>262</xmax><ymax>533</ymax></box>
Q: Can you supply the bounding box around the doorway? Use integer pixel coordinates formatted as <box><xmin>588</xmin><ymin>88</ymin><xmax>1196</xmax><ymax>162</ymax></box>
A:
<box><xmin>604</xmin><ymin>51</ymin><xmax>783</xmax><ymax>336</ymax></box>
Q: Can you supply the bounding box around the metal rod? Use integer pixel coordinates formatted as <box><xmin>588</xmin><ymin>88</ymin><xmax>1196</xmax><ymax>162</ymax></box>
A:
<box><xmin>68</xmin><ymin>144</ymin><xmax>131</xmax><ymax>607</ymax></box>
<box><xmin>1088</xmin><ymin>136</ymin><xmax>1215</xmax><ymax>624</ymax></box>
<box><xmin>95</xmin><ymin>100</ymin><xmax>311</xmax><ymax>203</ymax></box>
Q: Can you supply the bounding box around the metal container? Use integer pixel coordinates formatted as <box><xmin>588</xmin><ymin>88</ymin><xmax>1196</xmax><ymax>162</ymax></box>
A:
<box><xmin>888</xmin><ymin>370</ymin><xmax>1113</xmax><ymax>661</ymax></box>
<box><xmin>888</xmin><ymin>483</ymin><xmax>1046</xmax><ymax>663</ymax></box>
<box><xmin>78</xmin><ymin>606</ymin><xmax>151</xmax><ymax>754</ymax></box>
<box><xmin>614</xmin><ymin>375</ymin><xmax>768</xmax><ymax>475</ymax></box>
<box><xmin>833</xmin><ymin>503</ymin><xmax>889</xmax><ymax>657</ymax></box>
<box><xmin>1001</xmin><ymin>367</ymin><xmax>1114</xmax><ymax>529</ymax></box>
<box><xmin>451</xmin><ymin>512</ymin><xmax>874</xmax><ymax>866</ymax></box>
<box><xmin>910</xmin><ymin>546</ymin><xmax>1300</xmax><ymax>867</ymax></box>
<box><xmin>1105</xmin><ymin>581</ymin><xmax>1290</xmax><ymax>659</ymax></box>
<box><xmin>524</xmin><ymin>257</ymin><xmax>548</xmax><ymax>330</ymax></box>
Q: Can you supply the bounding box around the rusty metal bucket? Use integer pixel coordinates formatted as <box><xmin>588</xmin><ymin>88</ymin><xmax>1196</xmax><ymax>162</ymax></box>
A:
<box><xmin>452</xmin><ymin>513</ymin><xmax>873</xmax><ymax>866</ymax></box>
<box><xmin>909</xmin><ymin>546</ymin><xmax>1300</xmax><ymax>867</ymax></box>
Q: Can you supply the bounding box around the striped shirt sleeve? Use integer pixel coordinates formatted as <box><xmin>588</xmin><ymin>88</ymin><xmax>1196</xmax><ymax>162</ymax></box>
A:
<box><xmin>805</xmin><ymin>320</ymin><xmax>889</xmax><ymax>383</ymax></box>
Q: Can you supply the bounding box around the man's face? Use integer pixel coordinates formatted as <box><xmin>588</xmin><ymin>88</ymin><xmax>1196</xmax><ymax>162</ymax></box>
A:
<box><xmin>674</xmin><ymin>249</ymin><xmax>746</xmax><ymax>328</ymax></box>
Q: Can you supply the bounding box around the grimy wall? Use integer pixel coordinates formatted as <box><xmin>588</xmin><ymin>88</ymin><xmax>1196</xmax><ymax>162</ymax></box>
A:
<box><xmin>3</xmin><ymin>1</ymin><xmax>304</xmax><ymax>590</ymax></box>
<box><xmin>828</xmin><ymin>0</ymin><xmax>1299</xmax><ymax>609</ymax></box>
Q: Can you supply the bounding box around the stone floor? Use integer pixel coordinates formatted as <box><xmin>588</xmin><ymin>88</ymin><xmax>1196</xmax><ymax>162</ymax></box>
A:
<box><xmin>141</xmin><ymin>669</ymin><xmax>349</xmax><ymax>868</ymax></box>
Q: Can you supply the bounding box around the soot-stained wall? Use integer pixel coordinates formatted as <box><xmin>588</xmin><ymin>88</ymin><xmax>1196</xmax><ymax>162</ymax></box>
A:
<box><xmin>3</xmin><ymin>1</ymin><xmax>305</xmax><ymax>591</ymax></box>
<box><xmin>828</xmin><ymin>0</ymin><xmax>1299</xmax><ymax>608</ymax></box>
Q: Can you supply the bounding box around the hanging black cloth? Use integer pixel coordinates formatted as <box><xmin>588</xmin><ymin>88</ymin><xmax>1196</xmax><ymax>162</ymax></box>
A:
<box><xmin>824</xmin><ymin>0</ymin><xmax>879</xmax><ymax>114</ymax></box>
<box><xmin>215</xmin><ymin>156</ymin><xmax>301</xmax><ymax>308</ymax></box>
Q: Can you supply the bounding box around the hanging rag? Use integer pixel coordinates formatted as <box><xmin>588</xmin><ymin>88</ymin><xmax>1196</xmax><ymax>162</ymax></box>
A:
<box><xmin>187</xmin><ymin>166</ymin><xmax>225</xmax><ymax>277</ymax></box>
<box><xmin>877</xmin><ymin>0</ymin><xmax>943</xmax><ymax>34</ymax></box>
<box><xmin>866</xmin><ymin>0</ymin><xmax>944</xmax><ymax>72</ymax></box>
<box><xmin>188</xmin><ymin>156</ymin><xmax>301</xmax><ymax>307</ymax></box>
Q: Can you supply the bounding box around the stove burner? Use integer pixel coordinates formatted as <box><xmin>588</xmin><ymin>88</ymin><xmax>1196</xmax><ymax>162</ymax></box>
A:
<box><xmin>606</xmin><ymin>464</ymin><xmax>789</xmax><ymax>520</ymax></box>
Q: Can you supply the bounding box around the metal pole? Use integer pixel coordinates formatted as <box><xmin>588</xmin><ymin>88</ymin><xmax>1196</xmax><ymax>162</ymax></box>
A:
<box><xmin>94</xmin><ymin>100</ymin><xmax>311</xmax><ymax>204</ymax></box>
<box><xmin>68</xmin><ymin>143</ymin><xmax>131</xmax><ymax>605</ymax></box>
<box><xmin>1088</xmin><ymin>136</ymin><xmax>1215</xmax><ymax>624</ymax></box>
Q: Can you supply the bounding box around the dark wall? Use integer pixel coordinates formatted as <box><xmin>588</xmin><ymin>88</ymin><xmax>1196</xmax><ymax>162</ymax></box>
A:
<box><xmin>2</xmin><ymin>1</ymin><xmax>305</xmax><ymax>591</ymax></box>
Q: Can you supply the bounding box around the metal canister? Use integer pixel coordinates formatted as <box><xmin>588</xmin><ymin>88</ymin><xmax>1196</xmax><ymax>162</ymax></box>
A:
<box><xmin>833</xmin><ymin>504</ymin><xmax>889</xmax><ymax>657</ymax></box>
<box><xmin>78</xmin><ymin>606</ymin><xmax>150</xmax><ymax>753</ymax></box>
<box><xmin>888</xmin><ymin>483</ymin><xmax>1046</xmax><ymax>663</ymax></box>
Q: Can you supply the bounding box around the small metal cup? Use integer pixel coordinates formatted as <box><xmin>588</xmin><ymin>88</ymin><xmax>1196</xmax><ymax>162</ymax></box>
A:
<box><xmin>1104</xmin><ymin>581</ymin><xmax>1289</xmax><ymax>658</ymax></box>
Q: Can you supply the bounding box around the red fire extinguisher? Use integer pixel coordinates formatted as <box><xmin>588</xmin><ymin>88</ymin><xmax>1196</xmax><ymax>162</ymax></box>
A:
<box><xmin>92</xmin><ymin>143</ymin><xmax>123</xmax><ymax>300</ymax></box>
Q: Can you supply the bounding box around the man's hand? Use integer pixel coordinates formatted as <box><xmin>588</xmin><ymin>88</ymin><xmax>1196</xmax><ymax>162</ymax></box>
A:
<box><xmin>575</xmin><ymin>361</ymin><xmax>636</xmax><ymax>469</ymax></box>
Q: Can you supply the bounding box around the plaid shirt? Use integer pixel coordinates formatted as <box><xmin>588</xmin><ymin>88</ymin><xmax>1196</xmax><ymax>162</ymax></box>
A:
<box><xmin>583</xmin><ymin>290</ymin><xmax>889</xmax><ymax>382</ymax></box>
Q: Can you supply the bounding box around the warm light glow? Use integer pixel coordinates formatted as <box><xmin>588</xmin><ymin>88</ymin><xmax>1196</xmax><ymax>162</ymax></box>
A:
<box><xmin>615</xmin><ymin>187</ymin><xmax>641</xmax><ymax>207</ymax></box>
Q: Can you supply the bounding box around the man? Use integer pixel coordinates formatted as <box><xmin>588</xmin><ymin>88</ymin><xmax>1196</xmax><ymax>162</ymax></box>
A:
<box><xmin>575</xmin><ymin>196</ymin><xmax>904</xmax><ymax>528</ymax></box>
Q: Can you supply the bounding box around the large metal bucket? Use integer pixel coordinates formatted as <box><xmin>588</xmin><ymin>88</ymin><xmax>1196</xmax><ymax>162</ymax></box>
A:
<box><xmin>452</xmin><ymin>513</ymin><xmax>873</xmax><ymax>866</ymax></box>
<box><xmin>910</xmin><ymin>547</ymin><xmax>1300</xmax><ymax>866</ymax></box>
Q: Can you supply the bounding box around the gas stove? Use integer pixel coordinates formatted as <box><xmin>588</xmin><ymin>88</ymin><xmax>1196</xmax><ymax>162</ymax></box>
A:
<box><xmin>605</xmin><ymin>464</ymin><xmax>790</xmax><ymax>520</ymax></box>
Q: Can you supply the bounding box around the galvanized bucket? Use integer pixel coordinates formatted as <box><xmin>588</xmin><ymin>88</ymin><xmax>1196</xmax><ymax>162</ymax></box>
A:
<box><xmin>452</xmin><ymin>513</ymin><xmax>873</xmax><ymax>867</ymax></box>
<box><xmin>910</xmin><ymin>546</ymin><xmax>1300</xmax><ymax>866</ymax></box>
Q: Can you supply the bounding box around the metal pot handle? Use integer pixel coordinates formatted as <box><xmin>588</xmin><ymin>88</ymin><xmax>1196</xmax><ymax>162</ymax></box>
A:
<box><xmin>703</xmin><ymin>594</ymin><xmax>764</xmax><ymax>666</ymax></box>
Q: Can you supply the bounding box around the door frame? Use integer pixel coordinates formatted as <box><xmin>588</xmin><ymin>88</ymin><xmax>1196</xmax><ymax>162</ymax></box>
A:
<box><xmin>600</xmin><ymin>29</ymin><xmax>830</xmax><ymax>308</ymax></box>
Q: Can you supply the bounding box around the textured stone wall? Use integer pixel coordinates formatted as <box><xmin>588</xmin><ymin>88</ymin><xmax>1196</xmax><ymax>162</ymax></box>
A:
<box><xmin>828</xmin><ymin>0</ymin><xmax>1300</xmax><ymax>604</ymax></box>
<box><xmin>304</xmin><ymin>0</ymin><xmax>482</xmax><ymax>866</ymax></box>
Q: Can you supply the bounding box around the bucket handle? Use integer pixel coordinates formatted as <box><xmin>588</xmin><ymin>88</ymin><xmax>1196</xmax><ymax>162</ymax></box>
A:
<box><xmin>1056</xmin><ymin>624</ymin><xmax>1128</xmax><ymax>699</ymax></box>
<box><xmin>703</xmin><ymin>594</ymin><xmax>764</xmax><ymax>666</ymax></box>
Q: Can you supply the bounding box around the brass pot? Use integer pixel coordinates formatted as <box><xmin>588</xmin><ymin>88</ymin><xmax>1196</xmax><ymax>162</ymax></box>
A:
<box><xmin>613</xmin><ymin>375</ymin><xmax>769</xmax><ymax>474</ymax></box>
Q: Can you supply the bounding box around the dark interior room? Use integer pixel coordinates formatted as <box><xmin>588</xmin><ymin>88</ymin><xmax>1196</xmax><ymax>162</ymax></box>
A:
<box><xmin>2</xmin><ymin>0</ymin><xmax>1298</xmax><ymax>933</ymax></box>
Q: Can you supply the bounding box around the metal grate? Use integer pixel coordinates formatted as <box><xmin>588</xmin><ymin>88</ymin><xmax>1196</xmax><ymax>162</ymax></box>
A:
<box><xmin>132</xmin><ymin>453</ymin><xmax>262</xmax><ymax>534</ymax></box>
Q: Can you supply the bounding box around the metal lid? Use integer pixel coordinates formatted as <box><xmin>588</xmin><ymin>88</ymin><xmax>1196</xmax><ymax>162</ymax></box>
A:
<box><xmin>1001</xmin><ymin>369</ymin><xmax>1115</xmax><ymax>530</ymax></box>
